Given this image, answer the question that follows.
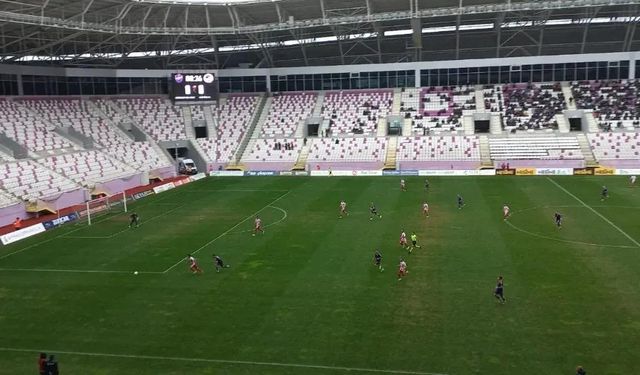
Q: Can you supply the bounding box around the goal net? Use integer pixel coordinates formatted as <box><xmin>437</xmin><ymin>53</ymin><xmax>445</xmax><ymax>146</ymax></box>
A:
<box><xmin>78</xmin><ymin>192</ymin><xmax>128</xmax><ymax>225</ymax></box>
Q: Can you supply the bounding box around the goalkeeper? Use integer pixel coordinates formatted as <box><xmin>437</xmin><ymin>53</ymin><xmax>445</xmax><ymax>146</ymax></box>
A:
<box><xmin>128</xmin><ymin>212</ymin><xmax>139</xmax><ymax>228</ymax></box>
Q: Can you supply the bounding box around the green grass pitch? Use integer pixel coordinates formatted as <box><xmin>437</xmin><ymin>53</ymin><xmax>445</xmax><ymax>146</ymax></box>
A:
<box><xmin>1</xmin><ymin>176</ymin><xmax>639</xmax><ymax>374</ymax></box>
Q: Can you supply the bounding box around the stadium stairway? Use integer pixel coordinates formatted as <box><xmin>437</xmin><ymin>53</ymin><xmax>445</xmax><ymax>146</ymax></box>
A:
<box><xmin>463</xmin><ymin>114</ymin><xmax>475</xmax><ymax>135</ymax></box>
<box><xmin>14</xmin><ymin>102</ymin><xmax>79</xmax><ymax>157</ymax></box>
<box><xmin>311</xmin><ymin>91</ymin><xmax>325</xmax><ymax>117</ymax></box>
<box><xmin>182</xmin><ymin>107</ymin><xmax>196</xmax><ymax>139</ymax></box>
<box><xmin>475</xmin><ymin>85</ymin><xmax>486</xmax><ymax>112</ymax></box>
<box><xmin>202</xmin><ymin>105</ymin><xmax>217</xmax><ymax>138</ymax></box>
<box><xmin>251</xmin><ymin>95</ymin><xmax>272</xmax><ymax>138</ymax></box>
<box><xmin>490</xmin><ymin>113</ymin><xmax>503</xmax><ymax>135</ymax></box>
<box><xmin>576</xmin><ymin>133</ymin><xmax>599</xmax><ymax>167</ymax></box>
<box><xmin>292</xmin><ymin>140</ymin><xmax>311</xmax><ymax>171</ymax></box>
<box><xmin>392</xmin><ymin>88</ymin><xmax>402</xmax><ymax>115</ymax></box>
<box><xmin>227</xmin><ymin>93</ymin><xmax>266</xmax><ymax>169</ymax></box>
<box><xmin>585</xmin><ymin>112</ymin><xmax>600</xmax><ymax>133</ymax></box>
<box><xmin>402</xmin><ymin>118</ymin><xmax>412</xmax><ymax>136</ymax></box>
<box><xmin>561</xmin><ymin>82</ymin><xmax>577</xmax><ymax>110</ymax></box>
<box><xmin>377</xmin><ymin>117</ymin><xmax>388</xmax><ymax>137</ymax></box>
<box><xmin>85</xmin><ymin>100</ymin><xmax>135</xmax><ymax>142</ymax></box>
<box><xmin>294</xmin><ymin>119</ymin><xmax>306</xmax><ymax>138</ymax></box>
<box><xmin>555</xmin><ymin>114</ymin><xmax>570</xmax><ymax>133</ymax></box>
<box><xmin>383</xmin><ymin>136</ymin><xmax>398</xmax><ymax>170</ymax></box>
<box><xmin>479</xmin><ymin>135</ymin><xmax>493</xmax><ymax>168</ymax></box>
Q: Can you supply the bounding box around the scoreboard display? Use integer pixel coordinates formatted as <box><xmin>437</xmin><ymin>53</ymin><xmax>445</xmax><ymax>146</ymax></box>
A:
<box><xmin>170</xmin><ymin>72</ymin><xmax>218</xmax><ymax>102</ymax></box>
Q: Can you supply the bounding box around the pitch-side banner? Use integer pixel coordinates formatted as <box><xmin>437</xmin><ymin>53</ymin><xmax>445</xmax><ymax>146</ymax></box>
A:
<box><xmin>536</xmin><ymin>168</ymin><xmax>573</xmax><ymax>176</ymax></box>
<box><xmin>594</xmin><ymin>167</ymin><xmax>616</xmax><ymax>175</ymax></box>
<box><xmin>209</xmin><ymin>171</ymin><xmax>244</xmax><ymax>177</ymax></box>
<box><xmin>515</xmin><ymin>168</ymin><xmax>536</xmax><ymax>176</ymax></box>
<box><xmin>1</xmin><ymin>223</ymin><xmax>46</xmax><ymax>245</ymax></box>
<box><xmin>42</xmin><ymin>212</ymin><xmax>79</xmax><ymax>231</ymax></box>
<box><xmin>153</xmin><ymin>182</ymin><xmax>176</xmax><ymax>194</ymax></box>
<box><xmin>419</xmin><ymin>170</ymin><xmax>494</xmax><ymax>176</ymax></box>
<box><xmin>616</xmin><ymin>168</ymin><xmax>640</xmax><ymax>175</ymax></box>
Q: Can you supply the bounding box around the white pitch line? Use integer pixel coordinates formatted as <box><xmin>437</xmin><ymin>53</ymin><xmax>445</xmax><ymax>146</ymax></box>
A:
<box><xmin>0</xmin><ymin>214</ymin><xmax>115</xmax><ymax>261</ymax></box>
<box><xmin>0</xmin><ymin>347</ymin><xmax>446</xmax><ymax>375</ymax></box>
<box><xmin>62</xmin><ymin>204</ymin><xmax>186</xmax><ymax>240</ymax></box>
<box><xmin>0</xmin><ymin>195</ymin><xmax>179</xmax><ymax>260</ymax></box>
<box><xmin>229</xmin><ymin>206</ymin><xmax>288</xmax><ymax>234</ymax></box>
<box><xmin>546</xmin><ymin>177</ymin><xmax>640</xmax><ymax>248</ymax></box>
<box><xmin>0</xmin><ymin>268</ymin><xmax>163</xmax><ymax>274</ymax></box>
<box><xmin>162</xmin><ymin>191</ymin><xmax>291</xmax><ymax>274</ymax></box>
<box><xmin>504</xmin><ymin>220</ymin><xmax>636</xmax><ymax>249</ymax></box>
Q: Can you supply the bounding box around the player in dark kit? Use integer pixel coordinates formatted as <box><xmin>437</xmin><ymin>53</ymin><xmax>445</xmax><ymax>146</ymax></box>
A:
<box><xmin>128</xmin><ymin>212</ymin><xmax>139</xmax><ymax>228</ymax></box>
<box><xmin>554</xmin><ymin>212</ymin><xmax>563</xmax><ymax>228</ymax></box>
<box><xmin>369</xmin><ymin>202</ymin><xmax>382</xmax><ymax>220</ymax></box>
<box><xmin>457</xmin><ymin>194</ymin><xmax>464</xmax><ymax>209</ymax></box>
<box><xmin>373</xmin><ymin>250</ymin><xmax>383</xmax><ymax>271</ymax></box>
<box><xmin>601</xmin><ymin>185</ymin><xmax>609</xmax><ymax>201</ymax></box>
<box><xmin>424</xmin><ymin>178</ymin><xmax>430</xmax><ymax>191</ymax></box>
<box><xmin>494</xmin><ymin>276</ymin><xmax>506</xmax><ymax>304</ymax></box>
<box><xmin>213</xmin><ymin>254</ymin><xmax>229</xmax><ymax>272</ymax></box>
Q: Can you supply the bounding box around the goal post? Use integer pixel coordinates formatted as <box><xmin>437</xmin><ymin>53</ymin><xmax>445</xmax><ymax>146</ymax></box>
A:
<box><xmin>79</xmin><ymin>191</ymin><xmax>128</xmax><ymax>225</ymax></box>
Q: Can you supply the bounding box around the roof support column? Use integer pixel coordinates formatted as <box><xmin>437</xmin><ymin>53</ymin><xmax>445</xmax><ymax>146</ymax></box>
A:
<box><xmin>16</xmin><ymin>74</ymin><xmax>23</xmax><ymax>96</ymax></box>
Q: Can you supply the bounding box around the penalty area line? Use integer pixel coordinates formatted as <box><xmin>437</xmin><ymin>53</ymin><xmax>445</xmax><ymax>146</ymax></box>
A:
<box><xmin>0</xmin><ymin>347</ymin><xmax>446</xmax><ymax>375</ymax></box>
<box><xmin>546</xmin><ymin>177</ymin><xmax>640</xmax><ymax>248</ymax></box>
<box><xmin>228</xmin><ymin>205</ymin><xmax>288</xmax><ymax>234</ymax></box>
<box><xmin>162</xmin><ymin>191</ymin><xmax>291</xmax><ymax>274</ymax></box>
<box><xmin>0</xmin><ymin>268</ymin><xmax>163</xmax><ymax>274</ymax></box>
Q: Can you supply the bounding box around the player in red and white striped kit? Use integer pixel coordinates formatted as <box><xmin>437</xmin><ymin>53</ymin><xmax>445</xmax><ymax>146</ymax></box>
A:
<box><xmin>503</xmin><ymin>205</ymin><xmax>510</xmax><ymax>220</ymax></box>
<box><xmin>253</xmin><ymin>216</ymin><xmax>264</xmax><ymax>236</ymax></box>
<box><xmin>422</xmin><ymin>202</ymin><xmax>430</xmax><ymax>217</ymax></box>
<box><xmin>399</xmin><ymin>230</ymin><xmax>408</xmax><ymax>248</ymax></box>
<box><xmin>339</xmin><ymin>200</ymin><xmax>348</xmax><ymax>218</ymax></box>
<box><xmin>187</xmin><ymin>254</ymin><xmax>203</xmax><ymax>274</ymax></box>
<box><xmin>397</xmin><ymin>259</ymin><xmax>408</xmax><ymax>280</ymax></box>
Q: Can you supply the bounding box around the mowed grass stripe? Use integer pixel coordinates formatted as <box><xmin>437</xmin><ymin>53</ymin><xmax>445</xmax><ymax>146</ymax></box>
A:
<box><xmin>0</xmin><ymin>347</ymin><xmax>448</xmax><ymax>375</ymax></box>
<box><xmin>1</xmin><ymin>177</ymin><xmax>640</xmax><ymax>374</ymax></box>
<box><xmin>546</xmin><ymin>177</ymin><xmax>640</xmax><ymax>247</ymax></box>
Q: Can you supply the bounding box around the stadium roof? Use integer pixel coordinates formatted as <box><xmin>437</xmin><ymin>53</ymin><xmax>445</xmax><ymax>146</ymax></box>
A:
<box><xmin>0</xmin><ymin>0</ymin><xmax>638</xmax><ymax>69</ymax></box>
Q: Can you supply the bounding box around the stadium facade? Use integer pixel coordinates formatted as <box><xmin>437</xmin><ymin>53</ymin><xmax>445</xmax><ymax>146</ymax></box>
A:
<box><xmin>0</xmin><ymin>0</ymin><xmax>638</xmax><ymax>230</ymax></box>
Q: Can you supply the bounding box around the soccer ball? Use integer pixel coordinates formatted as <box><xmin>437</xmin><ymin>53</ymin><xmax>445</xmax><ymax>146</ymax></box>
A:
<box><xmin>134</xmin><ymin>271</ymin><xmax>139</xmax><ymax>275</ymax></box>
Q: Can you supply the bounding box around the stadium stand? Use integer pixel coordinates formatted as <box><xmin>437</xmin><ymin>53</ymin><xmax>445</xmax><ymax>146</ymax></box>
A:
<box><xmin>0</xmin><ymin>99</ymin><xmax>75</xmax><ymax>153</ymax></box>
<box><xmin>397</xmin><ymin>136</ymin><xmax>480</xmax><ymax>161</ymax></box>
<box><xmin>42</xmin><ymin>151</ymin><xmax>137</xmax><ymax>186</ymax></box>
<box><xmin>0</xmin><ymin>190</ymin><xmax>19</xmax><ymax>208</ymax></box>
<box><xmin>0</xmin><ymin>149</ymin><xmax>16</xmax><ymax>163</ymax></box>
<box><xmin>261</xmin><ymin>92</ymin><xmax>316</xmax><ymax>137</ymax></box>
<box><xmin>490</xmin><ymin>83</ymin><xmax>566</xmax><ymax>132</ymax></box>
<box><xmin>588</xmin><ymin>132</ymin><xmax>640</xmax><ymax>164</ymax></box>
<box><xmin>23</xmin><ymin>98</ymin><xmax>172</xmax><ymax>173</ymax></box>
<box><xmin>243</xmin><ymin>138</ymin><xmax>302</xmax><ymax>162</ymax></box>
<box><xmin>22</xmin><ymin>98</ymin><xmax>124</xmax><ymax>147</ymax></box>
<box><xmin>0</xmin><ymin>160</ymin><xmax>79</xmax><ymax>201</ymax></box>
<box><xmin>401</xmin><ymin>86</ymin><xmax>476</xmax><ymax>135</ymax></box>
<box><xmin>489</xmin><ymin>136</ymin><xmax>584</xmax><ymax>161</ymax></box>
<box><xmin>308</xmin><ymin>137</ymin><xmax>387</xmax><ymax>169</ymax></box>
<box><xmin>322</xmin><ymin>90</ymin><xmax>392</xmax><ymax>136</ymax></box>
<box><xmin>190</xmin><ymin>105</ymin><xmax>206</xmax><ymax>122</ymax></box>
<box><xmin>111</xmin><ymin>97</ymin><xmax>187</xmax><ymax>141</ymax></box>
<box><xmin>571</xmin><ymin>80</ymin><xmax>640</xmax><ymax>131</ymax></box>
<box><xmin>197</xmin><ymin>95</ymin><xmax>259</xmax><ymax>165</ymax></box>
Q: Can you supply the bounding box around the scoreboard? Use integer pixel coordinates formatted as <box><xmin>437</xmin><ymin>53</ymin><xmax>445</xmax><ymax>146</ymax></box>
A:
<box><xmin>170</xmin><ymin>72</ymin><xmax>218</xmax><ymax>102</ymax></box>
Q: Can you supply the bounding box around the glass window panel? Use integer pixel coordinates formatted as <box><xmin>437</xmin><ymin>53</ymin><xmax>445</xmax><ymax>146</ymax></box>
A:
<box><xmin>553</xmin><ymin>64</ymin><xmax>566</xmax><ymax>81</ymax></box>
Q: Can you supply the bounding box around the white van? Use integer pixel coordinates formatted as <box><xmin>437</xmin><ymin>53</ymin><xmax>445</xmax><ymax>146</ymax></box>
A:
<box><xmin>178</xmin><ymin>158</ymin><xmax>198</xmax><ymax>175</ymax></box>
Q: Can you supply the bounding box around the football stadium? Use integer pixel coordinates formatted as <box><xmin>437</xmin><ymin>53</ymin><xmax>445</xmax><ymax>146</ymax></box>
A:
<box><xmin>0</xmin><ymin>0</ymin><xmax>639</xmax><ymax>374</ymax></box>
